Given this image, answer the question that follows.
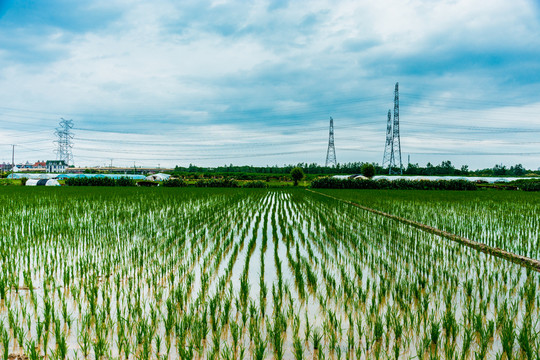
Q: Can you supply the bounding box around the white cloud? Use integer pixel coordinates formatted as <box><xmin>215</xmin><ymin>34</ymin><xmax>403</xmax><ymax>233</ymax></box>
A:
<box><xmin>0</xmin><ymin>0</ymin><xmax>539</xmax><ymax>168</ymax></box>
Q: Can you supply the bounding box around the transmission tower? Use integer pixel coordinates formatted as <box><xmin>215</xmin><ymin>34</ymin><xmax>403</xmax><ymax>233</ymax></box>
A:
<box><xmin>381</xmin><ymin>82</ymin><xmax>403</xmax><ymax>174</ymax></box>
<box><xmin>382</xmin><ymin>110</ymin><xmax>392</xmax><ymax>167</ymax></box>
<box><xmin>325</xmin><ymin>116</ymin><xmax>337</xmax><ymax>167</ymax></box>
<box><xmin>392</xmin><ymin>82</ymin><xmax>402</xmax><ymax>174</ymax></box>
<box><xmin>55</xmin><ymin>118</ymin><xmax>74</xmax><ymax>166</ymax></box>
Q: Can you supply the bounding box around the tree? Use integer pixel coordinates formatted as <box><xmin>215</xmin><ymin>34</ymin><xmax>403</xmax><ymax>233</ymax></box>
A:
<box><xmin>361</xmin><ymin>163</ymin><xmax>375</xmax><ymax>178</ymax></box>
<box><xmin>509</xmin><ymin>164</ymin><xmax>525</xmax><ymax>176</ymax></box>
<box><xmin>405</xmin><ymin>163</ymin><xmax>420</xmax><ymax>175</ymax></box>
<box><xmin>290</xmin><ymin>167</ymin><xmax>304</xmax><ymax>186</ymax></box>
<box><xmin>439</xmin><ymin>160</ymin><xmax>455</xmax><ymax>175</ymax></box>
<box><xmin>425</xmin><ymin>162</ymin><xmax>434</xmax><ymax>176</ymax></box>
<box><xmin>493</xmin><ymin>164</ymin><xmax>507</xmax><ymax>176</ymax></box>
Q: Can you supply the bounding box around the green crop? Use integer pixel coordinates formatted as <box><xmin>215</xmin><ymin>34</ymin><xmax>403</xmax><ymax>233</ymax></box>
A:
<box><xmin>0</xmin><ymin>187</ymin><xmax>537</xmax><ymax>358</ymax></box>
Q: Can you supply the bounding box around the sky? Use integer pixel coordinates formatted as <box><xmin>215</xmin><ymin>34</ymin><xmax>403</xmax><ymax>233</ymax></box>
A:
<box><xmin>1</xmin><ymin>0</ymin><xmax>540</xmax><ymax>170</ymax></box>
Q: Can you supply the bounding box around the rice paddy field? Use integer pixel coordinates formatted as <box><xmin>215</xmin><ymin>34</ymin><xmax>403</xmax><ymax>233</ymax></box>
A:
<box><xmin>0</xmin><ymin>187</ymin><xmax>539</xmax><ymax>359</ymax></box>
<box><xmin>316</xmin><ymin>190</ymin><xmax>540</xmax><ymax>260</ymax></box>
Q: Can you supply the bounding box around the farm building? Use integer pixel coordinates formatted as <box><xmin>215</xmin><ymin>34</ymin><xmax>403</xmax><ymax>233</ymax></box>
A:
<box><xmin>46</xmin><ymin>160</ymin><xmax>67</xmax><ymax>173</ymax></box>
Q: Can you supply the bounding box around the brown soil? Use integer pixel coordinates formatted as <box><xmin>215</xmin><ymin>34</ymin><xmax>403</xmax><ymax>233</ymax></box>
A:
<box><xmin>8</xmin><ymin>354</ymin><xmax>29</xmax><ymax>360</ymax></box>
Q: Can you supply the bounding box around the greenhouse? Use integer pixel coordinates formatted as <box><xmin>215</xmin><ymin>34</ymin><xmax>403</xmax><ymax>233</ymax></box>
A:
<box><xmin>25</xmin><ymin>179</ymin><xmax>60</xmax><ymax>186</ymax></box>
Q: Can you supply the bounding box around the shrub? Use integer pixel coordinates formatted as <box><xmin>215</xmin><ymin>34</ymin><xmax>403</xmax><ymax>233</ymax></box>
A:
<box><xmin>242</xmin><ymin>181</ymin><xmax>267</xmax><ymax>188</ymax></box>
<box><xmin>162</xmin><ymin>178</ymin><xmax>186</xmax><ymax>187</ymax></box>
<box><xmin>116</xmin><ymin>177</ymin><xmax>136</xmax><ymax>187</ymax></box>
<box><xmin>511</xmin><ymin>180</ymin><xmax>540</xmax><ymax>191</ymax></box>
<box><xmin>195</xmin><ymin>178</ymin><xmax>239</xmax><ymax>188</ymax></box>
<box><xmin>136</xmin><ymin>181</ymin><xmax>159</xmax><ymax>187</ymax></box>
<box><xmin>310</xmin><ymin>177</ymin><xmax>477</xmax><ymax>190</ymax></box>
<box><xmin>65</xmin><ymin>177</ymin><xmax>135</xmax><ymax>187</ymax></box>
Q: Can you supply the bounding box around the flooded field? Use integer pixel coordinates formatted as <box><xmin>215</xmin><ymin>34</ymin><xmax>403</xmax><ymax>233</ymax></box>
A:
<box><xmin>319</xmin><ymin>190</ymin><xmax>540</xmax><ymax>260</ymax></box>
<box><xmin>0</xmin><ymin>187</ymin><xmax>538</xmax><ymax>359</ymax></box>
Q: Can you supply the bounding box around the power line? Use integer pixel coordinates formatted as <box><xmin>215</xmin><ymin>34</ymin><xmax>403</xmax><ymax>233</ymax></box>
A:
<box><xmin>1</xmin><ymin>90</ymin><xmax>539</xmax><ymax>166</ymax></box>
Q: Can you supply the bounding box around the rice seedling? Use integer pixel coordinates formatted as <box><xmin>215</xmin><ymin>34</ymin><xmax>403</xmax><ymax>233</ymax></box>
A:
<box><xmin>312</xmin><ymin>327</ymin><xmax>322</xmax><ymax>351</ymax></box>
<box><xmin>1</xmin><ymin>327</ymin><xmax>9</xmax><ymax>360</ymax></box>
<box><xmin>293</xmin><ymin>334</ymin><xmax>303</xmax><ymax>360</ymax></box>
<box><xmin>501</xmin><ymin>318</ymin><xmax>516</xmax><ymax>360</ymax></box>
<box><xmin>430</xmin><ymin>318</ymin><xmax>440</xmax><ymax>345</ymax></box>
<box><xmin>26</xmin><ymin>340</ymin><xmax>39</xmax><ymax>360</ymax></box>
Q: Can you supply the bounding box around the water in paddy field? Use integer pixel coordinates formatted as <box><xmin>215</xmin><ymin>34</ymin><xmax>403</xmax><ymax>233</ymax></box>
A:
<box><xmin>322</xmin><ymin>189</ymin><xmax>540</xmax><ymax>261</ymax></box>
<box><xmin>0</xmin><ymin>188</ymin><xmax>538</xmax><ymax>359</ymax></box>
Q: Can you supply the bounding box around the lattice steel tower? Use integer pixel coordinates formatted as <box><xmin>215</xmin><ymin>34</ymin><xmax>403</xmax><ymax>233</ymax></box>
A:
<box><xmin>325</xmin><ymin>116</ymin><xmax>337</xmax><ymax>167</ymax></box>
<box><xmin>382</xmin><ymin>82</ymin><xmax>403</xmax><ymax>174</ymax></box>
<box><xmin>55</xmin><ymin>118</ymin><xmax>74</xmax><ymax>166</ymax></box>
<box><xmin>392</xmin><ymin>82</ymin><xmax>402</xmax><ymax>174</ymax></box>
<box><xmin>382</xmin><ymin>110</ymin><xmax>392</xmax><ymax>168</ymax></box>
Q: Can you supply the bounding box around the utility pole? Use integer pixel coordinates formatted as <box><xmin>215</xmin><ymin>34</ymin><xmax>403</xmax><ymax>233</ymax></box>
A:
<box><xmin>11</xmin><ymin>145</ymin><xmax>15</xmax><ymax>179</ymax></box>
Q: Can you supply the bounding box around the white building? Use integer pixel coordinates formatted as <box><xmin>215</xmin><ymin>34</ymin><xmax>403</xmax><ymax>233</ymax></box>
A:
<box><xmin>46</xmin><ymin>160</ymin><xmax>67</xmax><ymax>173</ymax></box>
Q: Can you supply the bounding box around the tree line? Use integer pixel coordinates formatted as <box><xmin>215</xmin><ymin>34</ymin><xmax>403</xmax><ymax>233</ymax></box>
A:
<box><xmin>173</xmin><ymin>161</ymin><xmax>536</xmax><ymax>177</ymax></box>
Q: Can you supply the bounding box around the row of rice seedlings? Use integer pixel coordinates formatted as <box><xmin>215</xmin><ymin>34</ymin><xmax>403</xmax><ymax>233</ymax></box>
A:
<box><xmin>1</xmin><ymin>189</ymin><xmax>249</xmax><ymax>358</ymax></box>
<box><xmin>301</xmin><ymin>191</ymin><xmax>540</xmax><ymax>359</ymax></box>
<box><xmin>320</xmin><ymin>189</ymin><xmax>540</xmax><ymax>259</ymax></box>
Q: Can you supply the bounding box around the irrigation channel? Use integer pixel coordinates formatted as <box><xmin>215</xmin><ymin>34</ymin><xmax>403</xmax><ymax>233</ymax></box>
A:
<box><xmin>0</xmin><ymin>187</ymin><xmax>539</xmax><ymax>359</ymax></box>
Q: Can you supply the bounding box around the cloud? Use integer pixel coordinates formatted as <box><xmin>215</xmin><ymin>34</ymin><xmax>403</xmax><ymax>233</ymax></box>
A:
<box><xmin>0</xmin><ymin>0</ymin><xmax>539</xmax><ymax>169</ymax></box>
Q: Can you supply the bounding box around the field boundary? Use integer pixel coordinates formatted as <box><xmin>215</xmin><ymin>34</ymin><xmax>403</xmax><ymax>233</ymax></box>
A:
<box><xmin>307</xmin><ymin>189</ymin><xmax>540</xmax><ymax>273</ymax></box>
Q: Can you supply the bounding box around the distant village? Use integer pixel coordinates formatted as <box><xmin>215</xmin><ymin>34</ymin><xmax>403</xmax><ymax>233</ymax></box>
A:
<box><xmin>1</xmin><ymin>160</ymin><xmax>167</xmax><ymax>175</ymax></box>
<box><xmin>1</xmin><ymin>160</ymin><xmax>67</xmax><ymax>173</ymax></box>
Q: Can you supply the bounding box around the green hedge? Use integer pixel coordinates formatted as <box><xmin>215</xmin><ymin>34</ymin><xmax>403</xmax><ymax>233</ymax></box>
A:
<box><xmin>66</xmin><ymin>177</ymin><xmax>136</xmax><ymax>187</ymax></box>
<box><xmin>512</xmin><ymin>180</ymin><xmax>540</xmax><ymax>191</ymax></box>
<box><xmin>241</xmin><ymin>181</ymin><xmax>267</xmax><ymax>188</ymax></box>
<box><xmin>195</xmin><ymin>179</ymin><xmax>239</xmax><ymax>188</ymax></box>
<box><xmin>162</xmin><ymin>178</ymin><xmax>187</xmax><ymax>187</ymax></box>
<box><xmin>310</xmin><ymin>177</ymin><xmax>477</xmax><ymax>190</ymax></box>
<box><xmin>137</xmin><ymin>180</ymin><xmax>159</xmax><ymax>187</ymax></box>
<box><xmin>66</xmin><ymin>177</ymin><xmax>268</xmax><ymax>188</ymax></box>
